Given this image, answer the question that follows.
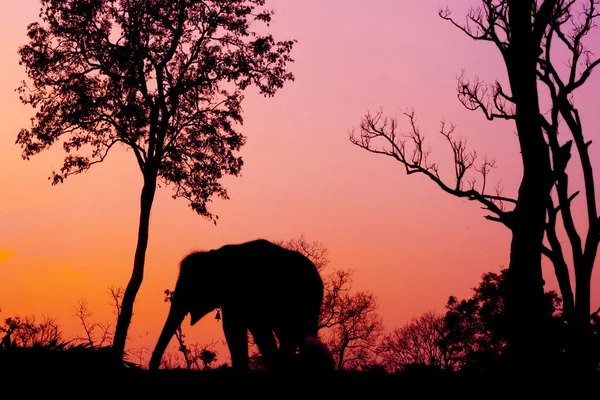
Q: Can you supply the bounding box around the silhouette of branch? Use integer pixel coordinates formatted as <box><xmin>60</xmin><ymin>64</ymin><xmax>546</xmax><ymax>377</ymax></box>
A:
<box><xmin>50</xmin><ymin>139</ymin><xmax>120</xmax><ymax>185</ymax></box>
<box><xmin>544</xmin><ymin>196</ymin><xmax>576</xmax><ymax>317</ymax></box>
<box><xmin>378</xmin><ymin>311</ymin><xmax>456</xmax><ymax>372</ymax></box>
<box><xmin>174</xmin><ymin>325</ymin><xmax>193</xmax><ymax>369</ymax></box>
<box><xmin>72</xmin><ymin>298</ymin><xmax>114</xmax><ymax>348</ymax></box>
<box><xmin>457</xmin><ymin>71</ymin><xmax>516</xmax><ymax>121</ymax></box>
<box><xmin>318</xmin><ymin>269</ymin><xmax>354</xmax><ymax>330</ymax></box>
<box><xmin>275</xmin><ymin>235</ymin><xmax>330</xmax><ymax>271</ymax></box>
<box><xmin>72</xmin><ymin>299</ymin><xmax>97</xmax><ymax>347</ymax></box>
<box><xmin>109</xmin><ymin>286</ymin><xmax>124</xmax><ymax>317</ymax></box>
<box><xmin>549</xmin><ymin>0</ymin><xmax>600</xmax><ymax>265</ymax></box>
<box><xmin>316</xmin><ymin>268</ymin><xmax>383</xmax><ymax>370</ymax></box>
<box><xmin>536</xmin><ymin>0</ymin><xmax>600</xmax><ymax>311</ymax></box>
<box><xmin>439</xmin><ymin>2</ymin><xmax>510</xmax><ymax>56</ymax></box>
<box><xmin>349</xmin><ymin>109</ymin><xmax>515</xmax><ymax>228</ymax></box>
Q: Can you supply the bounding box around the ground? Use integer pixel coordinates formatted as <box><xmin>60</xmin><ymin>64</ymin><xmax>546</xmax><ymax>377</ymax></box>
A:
<box><xmin>0</xmin><ymin>349</ymin><xmax>597</xmax><ymax>396</ymax></box>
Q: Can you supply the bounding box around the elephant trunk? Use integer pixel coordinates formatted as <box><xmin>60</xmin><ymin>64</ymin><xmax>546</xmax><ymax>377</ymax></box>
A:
<box><xmin>148</xmin><ymin>302</ymin><xmax>188</xmax><ymax>370</ymax></box>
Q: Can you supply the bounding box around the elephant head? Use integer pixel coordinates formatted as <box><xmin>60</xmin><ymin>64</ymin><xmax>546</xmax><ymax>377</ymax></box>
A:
<box><xmin>148</xmin><ymin>251</ymin><xmax>222</xmax><ymax>370</ymax></box>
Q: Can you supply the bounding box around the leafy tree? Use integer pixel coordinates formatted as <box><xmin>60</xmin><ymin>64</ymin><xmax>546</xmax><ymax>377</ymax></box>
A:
<box><xmin>0</xmin><ymin>315</ymin><xmax>63</xmax><ymax>350</ymax></box>
<box><xmin>378</xmin><ymin>269</ymin><xmax>567</xmax><ymax>374</ymax></box>
<box><xmin>349</xmin><ymin>0</ymin><xmax>600</xmax><ymax>372</ymax></box>
<box><xmin>441</xmin><ymin>268</ymin><xmax>565</xmax><ymax>373</ymax></box>
<box><xmin>17</xmin><ymin>0</ymin><xmax>295</xmax><ymax>360</ymax></box>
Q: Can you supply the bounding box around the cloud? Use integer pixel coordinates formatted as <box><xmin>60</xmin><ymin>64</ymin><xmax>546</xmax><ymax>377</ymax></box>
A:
<box><xmin>0</xmin><ymin>250</ymin><xmax>16</xmax><ymax>264</ymax></box>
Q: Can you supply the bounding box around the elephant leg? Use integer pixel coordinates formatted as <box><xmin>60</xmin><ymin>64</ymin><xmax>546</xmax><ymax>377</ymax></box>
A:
<box><xmin>248</xmin><ymin>325</ymin><xmax>279</xmax><ymax>370</ymax></box>
<box><xmin>222</xmin><ymin>308</ymin><xmax>249</xmax><ymax>370</ymax></box>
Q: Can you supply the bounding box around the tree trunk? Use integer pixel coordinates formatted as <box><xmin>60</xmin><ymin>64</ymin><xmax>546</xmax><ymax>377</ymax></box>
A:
<box><xmin>112</xmin><ymin>170</ymin><xmax>158</xmax><ymax>361</ymax></box>
<box><xmin>336</xmin><ymin>343</ymin><xmax>346</xmax><ymax>371</ymax></box>
<box><xmin>573</xmin><ymin>260</ymin><xmax>593</xmax><ymax>373</ymax></box>
<box><xmin>503</xmin><ymin>0</ymin><xmax>555</xmax><ymax>377</ymax></box>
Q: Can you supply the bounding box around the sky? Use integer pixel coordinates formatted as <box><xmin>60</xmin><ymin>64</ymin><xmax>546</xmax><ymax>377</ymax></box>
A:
<box><xmin>0</xmin><ymin>0</ymin><xmax>599</xmax><ymax>364</ymax></box>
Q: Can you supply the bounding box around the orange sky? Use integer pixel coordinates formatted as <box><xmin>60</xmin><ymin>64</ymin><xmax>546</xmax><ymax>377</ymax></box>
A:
<box><xmin>1</xmin><ymin>0</ymin><xmax>599</xmax><ymax>364</ymax></box>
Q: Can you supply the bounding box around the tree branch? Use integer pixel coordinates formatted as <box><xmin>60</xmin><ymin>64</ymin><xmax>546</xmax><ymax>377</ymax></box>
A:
<box><xmin>349</xmin><ymin>109</ymin><xmax>514</xmax><ymax>227</ymax></box>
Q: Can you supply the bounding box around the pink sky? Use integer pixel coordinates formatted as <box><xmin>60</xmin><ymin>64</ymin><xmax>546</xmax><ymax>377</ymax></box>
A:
<box><xmin>0</xmin><ymin>0</ymin><xmax>598</xmax><ymax>363</ymax></box>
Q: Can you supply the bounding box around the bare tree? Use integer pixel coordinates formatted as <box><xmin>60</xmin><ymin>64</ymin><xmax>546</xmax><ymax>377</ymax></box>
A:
<box><xmin>108</xmin><ymin>286</ymin><xmax>124</xmax><ymax>320</ymax></box>
<box><xmin>278</xmin><ymin>236</ymin><xmax>384</xmax><ymax>371</ymax></box>
<box><xmin>534</xmin><ymin>0</ymin><xmax>600</xmax><ymax>370</ymax></box>
<box><xmin>317</xmin><ymin>269</ymin><xmax>384</xmax><ymax>370</ymax></box>
<box><xmin>17</xmin><ymin>0</ymin><xmax>296</xmax><ymax>361</ymax></box>
<box><xmin>274</xmin><ymin>235</ymin><xmax>330</xmax><ymax>271</ymax></box>
<box><xmin>378</xmin><ymin>311</ymin><xmax>457</xmax><ymax>372</ymax></box>
<box><xmin>72</xmin><ymin>299</ymin><xmax>113</xmax><ymax>348</ymax></box>
<box><xmin>349</xmin><ymin>0</ymin><xmax>600</xmax><ymax>373</ymax></box>
<box><xmin>71</xmin><ymin>286</ymin><xmax>125</xmax><ymax>349</ymax></box>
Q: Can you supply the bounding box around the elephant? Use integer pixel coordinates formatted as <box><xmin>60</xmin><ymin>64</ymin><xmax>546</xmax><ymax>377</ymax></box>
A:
<box><xmin>148</xmin><ymin>239</ymin><xmax>325</xmax><ymax>371</ymax></box>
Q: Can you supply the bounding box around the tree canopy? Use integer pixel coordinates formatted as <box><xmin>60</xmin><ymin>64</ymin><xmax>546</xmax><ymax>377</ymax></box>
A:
<box><xmin>17</xmin><ymin>0</ymin><xmax>295</xmax><ymax>221</ymax></box>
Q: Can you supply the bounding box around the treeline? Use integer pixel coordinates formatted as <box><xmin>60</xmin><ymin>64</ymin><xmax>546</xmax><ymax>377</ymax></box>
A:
<box><xmin>267</xmin><ymin>236</ymin><xmax>600</xmax><ymax>374</ymax></box>
<box><xmin>4</xmin><ymin>235</ymin><xmax>597</xmax><ymax>375</ymax></box>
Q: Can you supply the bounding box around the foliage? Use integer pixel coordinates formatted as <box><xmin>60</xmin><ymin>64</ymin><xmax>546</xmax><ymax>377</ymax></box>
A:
<box><xmin>441</xmin><ymin>268</ymin><xmax>565</xmax><ymax>371</ymax></box>
<box><xmin>17</xmin><ymin>0</ymin><xmax>296</xmax><ymax>217</ymax></box>
<box><xmin>0</xmin><ymin>315</ymin><xmax>64</xmax><ymax>350</ymax></box>
<box><xmin>376</xmin><ymin>268</ymin><xmax>572</xmax><ymax>374</ymax></box>
<box><xmin>0</xmin><ymin>312</ymin><xmax>137</xmax><ymax>372</ymax></box>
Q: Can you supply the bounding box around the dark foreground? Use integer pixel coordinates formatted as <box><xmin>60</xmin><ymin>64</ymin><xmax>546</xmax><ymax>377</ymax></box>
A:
<box><xmin>1</xmin><ymin>349</ymin><xmax>598</xmax><ymax>397</ymax></box>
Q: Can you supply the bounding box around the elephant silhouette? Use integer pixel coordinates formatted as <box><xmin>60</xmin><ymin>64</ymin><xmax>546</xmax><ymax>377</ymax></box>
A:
<box><xmin>149</xmin><ymin>239</ymin><xmax>325</xmax><ymax>371</ymax></box>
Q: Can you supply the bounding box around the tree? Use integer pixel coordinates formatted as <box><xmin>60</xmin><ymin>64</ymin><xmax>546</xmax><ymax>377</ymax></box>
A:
<box><xmin>533</xmin><ymin>0</ymin><xmax>600</xmax><ymax>371</ymax></box>
<box><xmin>277</xmin><ymin>236</ymin><xmax>384</xmax><ymax>371</ymax></box>
<box><xmin>349</xmin><ymin>0</ymin><xmax>600</xmax><ymax>373</ymax></box>
<box><xmin>379</xmin><ymin>269</ymin><xmax>565</xmax><ymax>375</ymax></box>
<box><xmin>274</xmin><ymin>235</ymin><xmax>330</xmax><ymax>271</ymax></box>
<box><xmin>17</xmin><ymin>0</ymin><xmax>296</xmax><ymax>361</ymax></box>
<box><xmin>441</xmin><ymin>268</ymin><xmax>565</xmax><ymax>373</ymax></box>
<box><xmin>70</xmin><ymin>286</ymin><xmax>124</xmax><ymax>349</ymax></box>
<box><xmin>317</xmin><ymin>269</ymin><xmax>384</xmax><ymax>371</ymax></box>
<box><xmin>378</xmin><ymin>311</ymin><xmax>457</xmax><ymax>372</ymax></box>
<box><xmin>0</xmin><ymin>315</ymin><xmax>63</xmax><ymax>350</ymax></box>
<box><xmin>72</xmin><ymin>299</ymin><xmax>113</xmax><ymax>348</ymax></box>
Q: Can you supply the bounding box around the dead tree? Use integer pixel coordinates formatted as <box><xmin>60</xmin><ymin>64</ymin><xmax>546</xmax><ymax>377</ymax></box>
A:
<box><xmin>350</xmin><ymin>0</ymin><xmax>600</xmax><ymax>374</ymax></box>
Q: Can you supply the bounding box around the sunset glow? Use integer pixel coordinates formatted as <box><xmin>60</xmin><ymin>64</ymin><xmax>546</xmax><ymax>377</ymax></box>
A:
<box><xmin>1</xmin><ymin>0</ymin><xmax>599</xmax><ymax>365</ymax></box>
